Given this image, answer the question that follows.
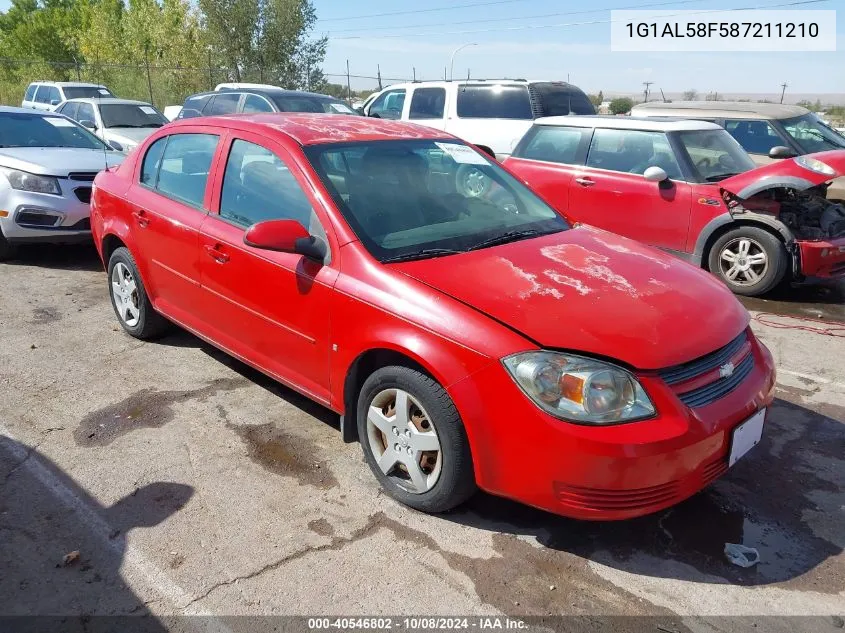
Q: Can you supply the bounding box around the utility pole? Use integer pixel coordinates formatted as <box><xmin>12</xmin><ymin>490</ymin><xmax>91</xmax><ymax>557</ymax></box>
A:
<box><xmin>346</xmin><ymin>59</ymin><xmax>352</xmax><ymax>103</ymax></box>
<box><xmin>643</xmin><ymin>81</ymin><xmax>653</xmax><ymax>103</ymax></box>
<box><xmin>377</xmin><ymin>64</ymin><xmax>382</xmax><ymax>90</ymax></box>
<box><xmin>780</xmin><ymin>82</ymin><xmax>788</xmax><ymax>104</ymax></box>
<box><xmin>413</xmin><ymin>67</ymin><xmax>416</xmax><ymax>82</ymax></box>
<box><xmin>207</xmin><ymin>48</ymin><xmax>213</xmax><ymax>88</ymax></box>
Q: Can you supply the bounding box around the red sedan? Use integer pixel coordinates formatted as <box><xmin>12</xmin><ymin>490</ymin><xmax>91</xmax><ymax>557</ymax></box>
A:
<box><xmin>504</xmin><ymin>117</ymin><xmax>845</xmax><ymax>297</ymax></box>
<box><xmin>91</xmin><ymin>114</ymin><xmax>776</xmax><ymax>520</ymax></box>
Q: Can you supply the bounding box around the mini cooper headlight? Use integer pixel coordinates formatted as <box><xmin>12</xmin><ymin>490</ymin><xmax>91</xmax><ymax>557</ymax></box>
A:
<box><xmin>503</xmin><ymin>352</ymin><xmax>655</xmax><ymax>425</ymax></box>
<box><xmin>4</xmin><ymin>169</ymin><xmax>61</xmax><ymax>195</ymax></box>
<box><xmin>794</xmin><ymin>155</ymin><xmax>835</xmax><ymax>177</ymax></box>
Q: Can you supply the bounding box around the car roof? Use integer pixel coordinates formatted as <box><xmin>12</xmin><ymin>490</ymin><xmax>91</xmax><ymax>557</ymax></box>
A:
<box><xmin>167</xmin><ymin>112</ymin><xmax>456</xmax><ymax>145</ymax></box>
<box><xmin>187</xmin><ymin>88</ymin><xmax>343</xmax><ymax>100</ymax></box>
<box><xmin>380</xmin><ymin>79</ymin><xmax>570</xmax><ymax>90</ymax></box>
<box><xmin>63</xmin><ymin>98</ymin><xmax>153</xmax><ymax>106</ymax></box>
<box><xmin>632</xmin><ymin>101</ymin><xmax>809</xmax><ymax>119</ymax></box>
<box><xmin>30</xmin><ymin>81</ymin><xmax>108</xmax><ymax>88</ymax></box>
<box><xmin>533</xmin><ymin>115</ymin><xmax>724</xmax><ymax>132</ymax></box>
<box><xmin>0</xmin><ymin>105</ymin><xmax>60</xmax><ymax>115</ymax></box>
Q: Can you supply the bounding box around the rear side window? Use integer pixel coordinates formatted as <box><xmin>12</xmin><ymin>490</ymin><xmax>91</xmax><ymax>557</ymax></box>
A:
<box><xmin>24</xmin><ymin>84</ymin><xmax>37</xmax><ymax>101</ymax></box>
<box><xmin>141</xmin><ymin>137</ymin><xmax>168</xmax><ymax>186</ymax></box>
<box><xmin>153</xmin><ymin>134</ymin><xmax>219</xmax><ymax>208</ymax></box>
<box><xmin>516</xmin><ymin>126</ymin><xmax>590</xmax><ymax>164</ymax></box>
<box><xmin>529</xmin><ymin>83</ymin><xmax>596</xmax><ymax>116</ymax></box>
<box><xmin>586</xmin><ymin>128</ymin><xmax>682</xmax><ymax>179</ymax></box>
<box><xmin>456</xmin><ymin>85</ymin><xmax>532</xmax><ymax>120</ymax></box>
<box><xmin>206</xmin><ymin>93</ymin><xmax>240</xmax><ymax>115</ymax></box>
<box><xmin>409</xmin><ymin>88</ymin><xmax>446</xmax><ymax>120</ymax></box>
<box><xmin>243</xmin><ymin>94</ymin><xmax>274</xmax><ymax>113</ymax></box>
<box><xmin>34</xmin><ymin>86</ymin><xmax>50</xmax><ymax>103</ymax></box>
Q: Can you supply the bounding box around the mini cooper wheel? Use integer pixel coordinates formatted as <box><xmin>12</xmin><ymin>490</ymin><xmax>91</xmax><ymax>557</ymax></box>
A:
<box><xmin>107</xmin><ymin>247</ymin><xmax>169</xmax><ymax>339</ymax></box>
<box><xmin>708</xmin><ymin>227</ymin><xmax>787</xmax><ymax>297</ymax></box>
<box><xmin>357</xmin><ymin>366</ymin><xmax>476</xmax><ymax>513</ymax></box>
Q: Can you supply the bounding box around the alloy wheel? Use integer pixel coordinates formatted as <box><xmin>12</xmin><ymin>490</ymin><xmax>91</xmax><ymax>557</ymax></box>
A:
<box><xmin>459</xmin><ymin>167</ymin><xmax>489</xmax><ymax>197</ymax></box>
<box><xmin>719</xmin><ymin>237</ymin><xmax>769</xmax><ymax>287</ymax></box>
<box><xmin>111</xmin><ymin>262</ymin><xmax>141</xmax><ymax>327</ymax></box>
<box><xmin>366</xmin><ymin>388</ymin><xmax>442</xmax><ymax>494</ymax></box>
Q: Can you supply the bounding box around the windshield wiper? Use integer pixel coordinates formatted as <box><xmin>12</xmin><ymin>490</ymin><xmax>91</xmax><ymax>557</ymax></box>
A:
<box><xmin>467</xmin><ymin>229</ymin><xmax>554</xmax><ymax>252</ymax></box>
<box><xmin>381</xmin><ymin>248</ymin><xmax>464</xmax><ymax>263</ymax></box>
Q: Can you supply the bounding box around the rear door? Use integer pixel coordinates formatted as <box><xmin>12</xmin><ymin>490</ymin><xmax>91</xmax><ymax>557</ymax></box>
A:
<box><xmin>568</xmin><ymin>127</ymin><xmax>693</xmax><ymax>251</ymax></box>
<box><xmin>198</xmin><ymin>132</ymin><xmax>337</xmax><ymax>403</ymax></box>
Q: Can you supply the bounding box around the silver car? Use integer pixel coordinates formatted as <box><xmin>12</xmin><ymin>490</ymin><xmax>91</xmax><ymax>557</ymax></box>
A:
<box><xmin>0</xmin><ymin>107</ymin><xmax>123</xmax><ymax>260</ymax></box>
<box><xmin>54</xmin><ymin>98</ymin><xmax>168</xmax><ymax>153</ymax></box>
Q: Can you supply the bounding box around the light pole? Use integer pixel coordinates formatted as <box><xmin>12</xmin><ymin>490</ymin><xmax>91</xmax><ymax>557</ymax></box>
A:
<box><xmin>449</xmin><ymin>43</ymin><xmax>477</xmax><ymax>81</ymax></box>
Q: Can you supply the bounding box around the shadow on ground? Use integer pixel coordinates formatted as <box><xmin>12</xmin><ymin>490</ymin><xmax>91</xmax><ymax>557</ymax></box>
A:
<box><xmin>0</xmin><ymin>436</ymin><xmax>192</xmax><ymax>629</ymax></box>
<box><xmin>4</xmin><ymin>243</ymin><xmax>103</xmax><ymax>272</ymax></box>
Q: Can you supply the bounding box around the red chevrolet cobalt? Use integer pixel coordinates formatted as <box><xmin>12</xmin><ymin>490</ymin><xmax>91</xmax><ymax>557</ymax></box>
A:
<box><xmin>91</xmin><ymin>114</ymin><xmax>776</xmax><ymax>520</ymax></box>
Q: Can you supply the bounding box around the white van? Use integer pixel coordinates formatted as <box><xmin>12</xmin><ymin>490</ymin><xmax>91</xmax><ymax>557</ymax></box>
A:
<box><xmin>22</xmin><ymin>82</ymin><xmax>114</xmax><ymax>111</ymax></box>
<box><xmin>363</xmin><ymin>79</ymin><xmax>595</xmax><ymax>158</ymax></box>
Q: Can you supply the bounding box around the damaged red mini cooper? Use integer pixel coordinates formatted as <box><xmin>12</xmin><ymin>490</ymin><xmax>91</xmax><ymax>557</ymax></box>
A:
<box><xmin>91</xmin><ymin>114</ymin><xmax>775</xmax><ymax>520</ymax></box>
<box><xmin>505</xmin><ymin>117</ymin><xmax>845</xmax><ymax>296</ymax></box>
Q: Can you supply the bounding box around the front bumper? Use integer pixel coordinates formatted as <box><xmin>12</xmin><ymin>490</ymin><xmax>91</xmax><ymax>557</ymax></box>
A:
<box><xmin>449</xmin><ymin>334</ymin><xmax>776</xmax><ymax>520</ymax></box>
<box><xmin>797</xmin><ymin>237</ymin><xmax>845</xmax><ymax>278</ymax></box>
<box><xmin>0</xmin><ymin>180</ymin><xmax>93</xmax><ymax>243</ymax></box>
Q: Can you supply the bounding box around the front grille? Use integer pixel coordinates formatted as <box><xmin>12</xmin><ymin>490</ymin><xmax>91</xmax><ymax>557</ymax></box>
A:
<box><xmin>74</xmin><ymin>187</ymin><xmax>92</xmax><ymax>203</ymax></box>
<box><xmin>67</xmin><ymin>172</ymin><xmax>98</xmax><ymax>182</ymax></box>
<box><xmin>554</xmin><ymin>480</ymin><xmax>680</xmax><ymax>512</ymax></box>
<box><xmin>675</xmin><ymin>353</ymin><xmax>754</xmax><ymax>408</ymax></box>
<box><xmin>16</xmin><ymin>211</ymin><xmax>60</xmax><ymax>227</ymax></box>
<box><xmin>659</xmin><ymin>331</ymin><xmax>748</xmax><ymax>385</ymax></box>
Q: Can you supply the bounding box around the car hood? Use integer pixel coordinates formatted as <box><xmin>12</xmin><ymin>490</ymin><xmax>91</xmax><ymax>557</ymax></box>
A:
<box><xmin>720</xmin><ymin>150</ymin><xmax>845</xmax><ymax>199</ymax></box>
<box><xmin>0</xmin><ymin>147</ymin><xmax>123</xmax><ymax>176</ymax></box>
<box><xmin>103</xmin><ymin>127</ymin><xmax>158</xmax><ymax>147</ymax></box>
<box><xmin>390</xmin><ymin>226</ymin><xmax>748</xmax><ymax>370</ymax></box>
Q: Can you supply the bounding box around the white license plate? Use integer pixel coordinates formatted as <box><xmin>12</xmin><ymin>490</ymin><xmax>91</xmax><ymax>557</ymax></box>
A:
<box><xmin>729</xmin><ymin>408</ymin><xmax>766</xmax><ymax>467</ymax></box>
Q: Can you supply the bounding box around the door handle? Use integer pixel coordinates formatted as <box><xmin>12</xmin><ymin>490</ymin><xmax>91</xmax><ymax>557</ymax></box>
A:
<box><xmin>574</xmin><ymin>177</ymin><xmax>595</xmax><ymax>187</ymax></box>
<box><xmin>132</xmin><ymin>210</ymin><xmax>149</xmax><ymax>227</ymax></box>
<box><xmin>204</xmin><ymin>244</ymin><xmax>230</xmax><ymax>264</ymax></box>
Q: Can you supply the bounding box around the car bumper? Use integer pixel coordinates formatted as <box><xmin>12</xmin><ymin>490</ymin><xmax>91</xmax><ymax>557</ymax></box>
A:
<box><xmin>797</xmin><ymin>237</ymin><xmax>845</xmax><ymax>278</ymax></box>
<box><xmin>449</xmin><ymin>333</ymin><xmax>776</xmax><ymax>520</ymax></box>
<box><xmin>0</xmin><ymin>186</ymin><xmax>92</xmax><ymax>243</ymax></box>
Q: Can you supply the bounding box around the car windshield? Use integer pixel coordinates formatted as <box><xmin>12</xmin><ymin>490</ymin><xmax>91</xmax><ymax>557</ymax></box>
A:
<box><xmin>305</xmin><ymin>139</ymin><xmax>568</xmax><ymax>262</ymax></box>
<box><xmin>781</xmin><ymin>113</ymin><xmax>845</xmax><ymax>153</ymax></box>
<box><xmin>63</xmin><ymin>86</ymin><xmax>113</xmax><ymax>100</ymax></box>
<box><xmin>0</xmin><ymin>112</ymin><xmax>108</xmax><ymax>150</ymax></box>
<box><xmin>270</xmin><ymin>94</ymin><xmax>358</xmax><ymax>115</ymax></box>
<box><xmin>676</xmin><ymin>129</ymin><xmax>757</xmax><ymax>182</ymax></box>
<box><xmin>100</xmin><ymin>103</ymin><xmax>167</xmax><ymax>128</ymax></box>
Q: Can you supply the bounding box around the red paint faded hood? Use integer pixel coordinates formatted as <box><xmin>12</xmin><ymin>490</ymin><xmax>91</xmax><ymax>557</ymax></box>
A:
<box><xmin>391</xmin><ymin>226</ymin><xmax>749</xmax><ymax>370</ymax></box>
<box><xmin>720</xmin><ymin>150</ymin><xmax>845</xmax><ymax>199</ymax></box>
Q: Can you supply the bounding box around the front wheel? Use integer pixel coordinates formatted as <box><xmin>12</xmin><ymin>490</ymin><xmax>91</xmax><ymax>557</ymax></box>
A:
<box><xmin>107</xmin><ymin>247</ymin><xmax>169</xmax><ymax>339</ymax></box>
<box><xmin>357</xmin><ymin>366</ymin><xmax>476</xmax><ymax>513</ymax></box>
<box><xmin>707</xmin><ymin>226</ymin><xmax>788</xmax><ymax>296</ymax></box>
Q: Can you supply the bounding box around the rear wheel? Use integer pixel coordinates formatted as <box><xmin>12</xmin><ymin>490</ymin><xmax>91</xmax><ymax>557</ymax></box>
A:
<box><xmin>708</xmin><ymin>226</ymin><xmax>787</xmax><ymax>296</ymax></box>
<box><xmin>107</xmin><ymin>247</ymin><xmax>169</xmax><ymax>339</ymax></box>
<box><xmin>357</xmin><ymin>366</ymin><xmax>476</xmax><ymax>513</ymax></box>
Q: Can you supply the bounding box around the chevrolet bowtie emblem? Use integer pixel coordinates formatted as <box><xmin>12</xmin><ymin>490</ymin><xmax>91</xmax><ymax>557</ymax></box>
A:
<box><xmin>719</xmin><ymin>362</ymin><xmax>736</xmax><ymax>379</ymax></box>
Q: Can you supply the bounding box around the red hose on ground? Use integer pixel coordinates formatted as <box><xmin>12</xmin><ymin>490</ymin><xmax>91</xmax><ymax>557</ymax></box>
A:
<box><xmin>752</xmin><ymin>312</ymin><xmax>845</xmax><ymax>338</ymax></box>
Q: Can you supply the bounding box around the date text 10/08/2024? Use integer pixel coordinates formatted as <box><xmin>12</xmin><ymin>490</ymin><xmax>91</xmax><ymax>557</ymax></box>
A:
<box><xmin>307</xmin><ymin>618</ymin><xmax>529</xmax><ymax>630</ymax></box>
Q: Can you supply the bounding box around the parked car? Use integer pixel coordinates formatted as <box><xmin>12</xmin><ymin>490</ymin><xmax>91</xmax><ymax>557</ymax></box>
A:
<box><xmin>0</xmin><ymin>107</ymin><xmax>123</xmax><ymax>260</ymax></box>
<box><xmin>22</xmin><ymin>82</ymin><xmax>114</xmax><ymax>111</ymax></box>
<box><xmin>503</xmin><ymin>116</ymin><xmax>845</xmax><ymax>296</ymax></box>
<box><xmin>177</xmin><ymin>87</ymin><xmax>358</xmax><ymax>119</ymax></box>
<box><xmin>162</xmin><ymin>105</ymin><xmax>182</xmax><ymax>121</ymax></box>
<box><xmin>363</xmin><ymin>79</ymin><xmax>595</xmax><ymax>159</ymax></box>
<box><xmin>91</xmin><ymin>113</ymin><xmax>775</xmax><ymax>520</ymax></box>
<box><xmin>632</xmin><ymin>101</ymin><xmax>845</xmax><ymax>200</ymax></box>
<box><xmin>54</xmin><ymin>98</ymin><xmax>168</xmax><ymax>153</ymax></box>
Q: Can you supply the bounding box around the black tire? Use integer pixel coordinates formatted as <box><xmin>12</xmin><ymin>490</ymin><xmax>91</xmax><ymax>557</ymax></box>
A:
<box><xmin>107</xmin><ymin>246</ymin><xmax>169</xmax><ymax>339</ymax></box>
<box><xmin>0</xmin><ymin>228</ymin><xmax>16</xmax><ymax>262</ymax></box>
<box><xmin>357</xmin><ymin>366</ymin><xmax>476</xmax><ymax>513</ymax></box>
<box><xmin>707</xmin><ymin>226</ymin><xmax>788</xmax><ymax>297</ymax></box>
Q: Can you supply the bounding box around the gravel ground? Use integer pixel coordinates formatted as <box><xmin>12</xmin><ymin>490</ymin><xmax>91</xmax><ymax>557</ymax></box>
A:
<box><xmin>0</xmin><ymin>244</ymin><xmax>843</xmax><ymax>632</ymax></box>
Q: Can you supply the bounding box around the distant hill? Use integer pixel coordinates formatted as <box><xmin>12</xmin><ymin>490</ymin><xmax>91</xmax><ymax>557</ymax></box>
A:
<box><xmin>602</xmin><ymin>92</ymin><xmax>845</xmax><ymax>107</ymax></box>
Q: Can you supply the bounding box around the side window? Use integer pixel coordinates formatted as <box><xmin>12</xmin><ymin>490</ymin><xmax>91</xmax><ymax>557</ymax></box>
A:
<box><xmin>409</xmin><ymin>88</ymin><xmax>445</xmax><ymax>120</ymax></box>
<box><xmin>220</xmin><ymin>139</ymin><xmax>316</xmax><ymax>231</ymax></box>
<box><xmin>586</xmin><ymin>129</ymin><xmax>682</xmax><ymax>178</ymax></box>
<box><xmin>57</xmin><ymin>102</ymin><xmax>79</xmax><ymax>120</ymax></box>
<box><xmin>77</xmin><ymin>102</ymin><xmax>96</xmax><ymax>125</ymax></box>
<box><xmin>46</xmin><ymin>86</ymin><xmax>61</xmax><ymax>104</ymax></box>
<box><xmin>24</xmin><ymin>84</ymin><xmax>37</xmax><ymax>101</ymax></box>
<box><xmin>369</xmin><ymin>89</ymin><xmax>405</xmax><ymax>120</ymax></box>
<box><xmin>141</xmin><ymin>137</ymin><xmax>168</xmax><ymax>186</ymax></box>
<box><xmin>34</xmin><ymin>86</ymin><xmax>49</xmax><ymax>104</ymax></box>
<box><xmin>242</xmin><ymin>94</ymin><xmax>274</xmax><ymax>113</ymax></box>
<box><xmin>517</xmin><ymin>126</ymin><xmax>589</xmax><ymax>164</ymax></box>
<box><xmin>207</xmin><ymin>93</ymin><xmax>240</xmax><ymax>115</ymax></box>
<box><xmin>725</xmin><ymin>119</ymin><xmax>783</xmax><ymax>155</ymax></box>
<box><xmin>155</xmin><ymin>134</ymin><xmax>218</xmax><ymax>208</ymax></box>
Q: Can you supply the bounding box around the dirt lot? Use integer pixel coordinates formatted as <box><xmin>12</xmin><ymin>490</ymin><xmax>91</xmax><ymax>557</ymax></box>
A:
<box><xmin>1</xmin><ymin>244</ymin><xmax>843</xmax><ymax>632</ymax></box>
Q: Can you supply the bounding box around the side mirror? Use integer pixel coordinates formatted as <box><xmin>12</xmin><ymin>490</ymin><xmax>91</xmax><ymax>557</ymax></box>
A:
<box><xmin>244</xmin><ymin>219</ymin><xmax>327</xmax><ymax>261</ymax></box>
<box><xmin>769</xmin><ymin>145</ymin><xmax>797</xmax><ymax>159</ymax></box>
<box><xmin>79</xmin><ymin>119</ymin><xmax>97</xmax><ymax>131</ymax></box>
<box><xmin>50</xmin><ymin>99</ymin><xmax>60</xmax><ymax>106</ymax></box>
<box><xmin>643</xmin><ymin>166</ymin><xmax>669</xmax><ymax>183</ymax></box>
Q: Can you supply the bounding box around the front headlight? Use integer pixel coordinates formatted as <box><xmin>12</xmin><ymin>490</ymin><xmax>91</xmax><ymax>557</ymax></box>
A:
<box><xmin>3</xmin><ymin>169</ymin><xmax>61</xmax><ymax>195</ymax></box>
<box><xmin>794</xmin><ymin>155</ymin><xmax>835</xmax><ymax>177</ymax></box>
<box><xmin>503</xmin><ymin>351</ymin><xmax>655</xmax><ymax>425</ymax></box>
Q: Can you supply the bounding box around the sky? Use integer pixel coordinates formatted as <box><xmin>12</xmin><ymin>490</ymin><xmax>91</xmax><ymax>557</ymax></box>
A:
<box><xmin>313</xmin><ymin>0</ymin><xmax>845</xmax><ymax>96</ymax></box>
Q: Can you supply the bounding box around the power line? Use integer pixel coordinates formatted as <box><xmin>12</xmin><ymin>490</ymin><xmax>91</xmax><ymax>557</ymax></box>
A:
<box><xmin>326</xmin><ymin>0</ymin><xmax>706</xmax><ymax>35</ymax></box>
<box><xmin>318</xmin><ymin>0</ymin><xmax>533</xmax><ymax>23</ymax></box>
<box><xmin>330</xmin><ymin>0</ymin><xmax>829</xmax><ymax>39</ymax></box>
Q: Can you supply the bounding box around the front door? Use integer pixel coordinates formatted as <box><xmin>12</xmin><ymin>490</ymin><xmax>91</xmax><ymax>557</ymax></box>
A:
<box><xmin>568</xmin><ymin>127</ymin><xmax>693</xmax><ymax>252</ymax></box>
<box><xmin>198</xmin><ymin>133</ymin><xmax>337</xmax><ymax>403</ymax></box>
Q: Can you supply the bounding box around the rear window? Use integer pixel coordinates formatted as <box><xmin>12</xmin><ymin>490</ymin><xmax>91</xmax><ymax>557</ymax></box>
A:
<box><xmin>63</xmin><ymin>86</ymin><xmax>113</xmax><ymax>100</ymax></box>
<box><xmin>529</xmin><ymin>82</ymin><xmax>595</xmax><ymax>116</ymax></box>
<box><xmin>456</xmin><ymin>85</ymin><xmax>532</xmax><ymax>120</ymax></box>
